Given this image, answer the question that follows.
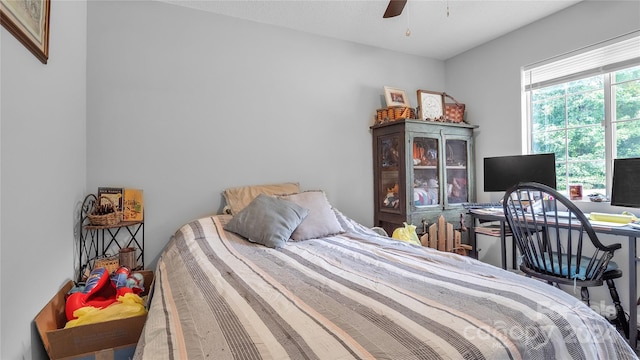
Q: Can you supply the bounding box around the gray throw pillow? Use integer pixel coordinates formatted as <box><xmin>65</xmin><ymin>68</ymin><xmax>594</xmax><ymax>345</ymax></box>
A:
<box><xmin>224</xmin><ymin>194</ymin><xmax>308</xmax><ymax>248</ymax></box>
<box><xmin>279</xmin><ymin>190</ymin><xmax>344</xmax><ymax>241</ymax></box>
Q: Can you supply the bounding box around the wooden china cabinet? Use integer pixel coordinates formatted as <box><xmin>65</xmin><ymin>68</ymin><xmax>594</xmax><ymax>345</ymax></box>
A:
<box><xmin>371</xmin><ymin>119</ymin><xmax>478</xmax><ymax>238</ymax></box>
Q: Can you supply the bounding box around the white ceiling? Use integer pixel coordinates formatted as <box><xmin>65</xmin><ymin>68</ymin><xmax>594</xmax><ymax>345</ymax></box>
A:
<box><xmin>160</xmin><ymin>0</ymin><xmax>582</xmax><ymax>60</ymax></box>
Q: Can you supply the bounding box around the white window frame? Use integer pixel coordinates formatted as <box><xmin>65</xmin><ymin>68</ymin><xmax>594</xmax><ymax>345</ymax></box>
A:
<box><xmin>522</xmin><ymin>31</ymin><xmax>640</xmax><ymax>195</ymax></box>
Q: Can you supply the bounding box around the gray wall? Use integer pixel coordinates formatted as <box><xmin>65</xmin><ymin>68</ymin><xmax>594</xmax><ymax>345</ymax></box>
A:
<box><xmin>86</xmin><ymin>0</ymin><xmax>444</xmax><ymax>270</ymax></box>
<box><xmin>446</xmin><ymin>0</ymin><xmax>640</xmax><ymax>203</ymax></box>
<box><xmin>1</xmin><ymin>1</ymin><xmax>87</xmax><ymax>359</ymax></box>
<box><xmin>2</xmin><ymin>0</ymin><xmax>639</xmax><ymax>358</ymax></box>
<box><xmin>445</xmin><ymin>0</ymin><xmax>640</xmax><ymax>312</ymax></box>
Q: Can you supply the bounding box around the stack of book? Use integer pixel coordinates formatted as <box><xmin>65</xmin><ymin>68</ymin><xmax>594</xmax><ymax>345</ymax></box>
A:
<box><xmin>98</xmin><ymin>187</ymin><xmax>144</xmax><ymax>222</ymax></box>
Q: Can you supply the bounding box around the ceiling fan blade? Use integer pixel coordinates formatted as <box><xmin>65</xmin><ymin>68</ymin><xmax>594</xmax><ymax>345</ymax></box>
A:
<box><xmin>383</xmin><ymin>0</ymin><xmax>407</xmax><ymax>18</ymax></box>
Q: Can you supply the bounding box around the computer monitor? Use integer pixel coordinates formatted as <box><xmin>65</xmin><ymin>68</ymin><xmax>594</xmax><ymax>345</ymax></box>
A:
<box><xmin>610</xmin><ymin>157</ymin><xmax>640</xmax><ymax>208</ymax></box>
<box><xmin>484</xmin><ymin>153</ymin><xmax>557</xmax><ymax>192</ymax></box>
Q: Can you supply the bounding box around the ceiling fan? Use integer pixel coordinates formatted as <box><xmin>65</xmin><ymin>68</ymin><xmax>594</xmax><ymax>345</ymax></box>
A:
<box><xmin>383</xmin><ymin>0</ymin><xmax>408</xmax><ymax>18</ymax></box>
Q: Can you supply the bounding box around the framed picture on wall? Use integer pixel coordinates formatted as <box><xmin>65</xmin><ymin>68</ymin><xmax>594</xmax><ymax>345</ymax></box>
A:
<box><xmin>384</xmin><ymin>86</ymin><xmax>410</xmax><ymax>107</ymax></box>
<box><xmin>417</xmin><ymin>90</ymin><xmax>445</xmax><ymax>120</ymax></box>
<box><xmin>0</xmin><ymin>0</ymin><xmax>50</xmax><ymax>64</ymax></box>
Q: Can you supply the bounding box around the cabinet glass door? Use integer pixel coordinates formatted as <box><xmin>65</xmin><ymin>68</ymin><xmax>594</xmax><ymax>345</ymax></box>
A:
<box><xmin>412</xmin><ymin>137</ymin><xmax>440</xmax><ymax>207</ymax></box>
<box><xmin>445</xmin><ymin>139</ymin><xmax>469</xmax><ymax>204</ymax></box>
<box><xmin>378</xmin><ymin>135</ymin><xmax>402</xmax><ymax>213</ymax></box>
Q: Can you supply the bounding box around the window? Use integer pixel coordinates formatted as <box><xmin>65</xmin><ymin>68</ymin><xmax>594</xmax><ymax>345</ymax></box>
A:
<box><xmin>523</xmin><ymin>33</ymin><xmax>640</xmax><ymax>196</ymax></box>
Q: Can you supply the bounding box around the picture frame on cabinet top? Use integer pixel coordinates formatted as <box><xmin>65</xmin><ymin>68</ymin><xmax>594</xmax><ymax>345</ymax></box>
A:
<box><xmin>384</xmin><ymin>86</ymin><xmax>410</xmax><ymax>107</ymax></box>
<box><xmin>417</xmin><ymin>90</ymin><xmax>445</xmax><ymax>121</ymax></box>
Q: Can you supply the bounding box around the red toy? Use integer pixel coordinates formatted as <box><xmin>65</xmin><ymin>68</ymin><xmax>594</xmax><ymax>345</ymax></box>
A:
<box><xmin>65</xmin><ymin>267</ymin><xmax>134</xmax><ymax>321</ymax></box>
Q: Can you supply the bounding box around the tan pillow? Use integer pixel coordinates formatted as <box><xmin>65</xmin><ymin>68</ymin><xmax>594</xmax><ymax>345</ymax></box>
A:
<box><xmin>223</xmin><ymin>182</ymin><xmax>300</xmax><ymax>215</ymax></box>
<box><xmin>279</xmin><ymin>190</ymin><xmax>344</xmax><ymax>241</ymax></box>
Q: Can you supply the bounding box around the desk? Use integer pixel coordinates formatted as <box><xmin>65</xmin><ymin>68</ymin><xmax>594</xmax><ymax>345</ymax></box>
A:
<box><xmin>468</xmin><ymin>209</ymin><xmax>516</xmax><ymax>270</ymax></box>
<box><xmin>468</xmin><ymin>209</ymin><xmax>640</xmax><ymax>348</ymax></box>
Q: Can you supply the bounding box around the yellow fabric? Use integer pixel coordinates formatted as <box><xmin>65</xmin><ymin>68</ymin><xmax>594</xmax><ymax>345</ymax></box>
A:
<box><xmin>392</xmin><ymin>222</ymin><xmax>421</xmax><ymax>246</ymax></box>
<box><xmin>64</xmin><ymin>293</ymin><xmax>147</xmax><ymax>329</ymax></box>
<box><xmin>589</xmin><ymin>212</ymin><xmax>633</xmax><ymax>224</ymax></box>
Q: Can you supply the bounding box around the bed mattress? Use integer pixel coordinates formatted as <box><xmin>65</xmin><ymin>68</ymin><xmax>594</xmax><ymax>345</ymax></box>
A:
<box><xmin>134</xmin><ymin>213</ymin><xmax>636</xmax><ymax>359</ymax></box>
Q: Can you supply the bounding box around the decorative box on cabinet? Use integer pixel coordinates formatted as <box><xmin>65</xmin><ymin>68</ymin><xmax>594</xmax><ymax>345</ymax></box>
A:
<box><xmin>371</xmin><ymin>119</ymin><xmax>478</xmax><ymax>240</ymax></box>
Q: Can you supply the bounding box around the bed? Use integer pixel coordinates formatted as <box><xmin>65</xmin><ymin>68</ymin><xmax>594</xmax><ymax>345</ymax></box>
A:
<box><xmin>133</xmin><ymin>187</ymin><xmax>636</xmax><ymax>359</ymax></box>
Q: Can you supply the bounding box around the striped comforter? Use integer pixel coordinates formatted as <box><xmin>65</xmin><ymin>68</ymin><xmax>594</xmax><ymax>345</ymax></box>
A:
<box><xmin>134</xmin><ymin>213</ymin><xmax>636</xmax><ymax>359</ymax></box>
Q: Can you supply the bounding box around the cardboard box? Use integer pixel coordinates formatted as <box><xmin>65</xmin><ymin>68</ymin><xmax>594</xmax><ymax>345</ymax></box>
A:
<box><xmin>35</xmin><ymin>271</ymin><xmax>153</xmax><ymax>359</ymax></box>
<box><xmin>63</xmin><ymin>344</ymin><xmax>136</xmax><ymax>360</ymax></box>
